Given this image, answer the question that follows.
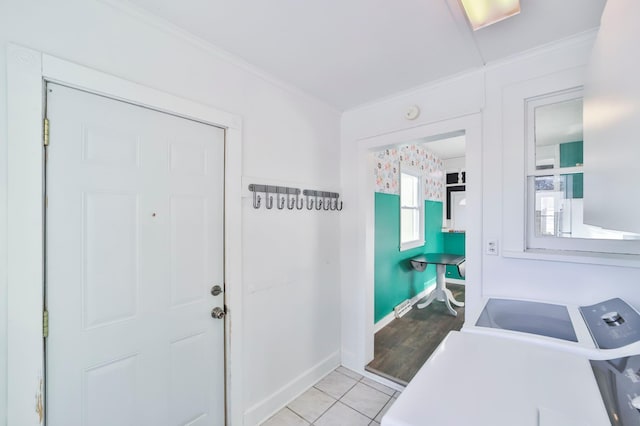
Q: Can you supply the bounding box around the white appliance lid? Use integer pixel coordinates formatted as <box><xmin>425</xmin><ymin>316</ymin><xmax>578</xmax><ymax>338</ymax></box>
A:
<box><xmin>382</xmin><ymin>331</ymin><xmax>609</xmax><ymax>426</ymax></box>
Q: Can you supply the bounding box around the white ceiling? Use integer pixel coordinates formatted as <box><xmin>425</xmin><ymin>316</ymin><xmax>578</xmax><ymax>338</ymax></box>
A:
<box><xmin>121</xmin><ymin>0</ymin><xmax>606</xmax><ymax>110</ymax></box>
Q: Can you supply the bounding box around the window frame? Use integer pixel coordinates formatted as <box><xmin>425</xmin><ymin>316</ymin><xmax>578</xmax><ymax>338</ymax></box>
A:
<box><xmin>399</xmin><ymin>166</ymin><xmax>425</xmax><ymax>251</ymax></box>
<box><xmin>525</xmin><ymin>88</ymin><xmax>640</xmax><ymax>255</ymax></box>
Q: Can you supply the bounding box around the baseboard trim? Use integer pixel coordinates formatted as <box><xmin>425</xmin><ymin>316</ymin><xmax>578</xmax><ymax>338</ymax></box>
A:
<box><xmin>244</xmin><ymin>350</ymin><xmax>340</xmax><ymax>426</ymax></box>
<box><xmin>373</xmin><ymin>312</ymin><xmax>395</xmax><ymax>333</ymax></box>
<box><xmin>374</xmin><ymin>278</ymin><xmax>436</xmax><ymax>333</ymax></box>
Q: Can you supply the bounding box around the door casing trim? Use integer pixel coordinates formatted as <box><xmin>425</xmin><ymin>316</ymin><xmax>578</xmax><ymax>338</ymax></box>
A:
<box><xmin>7</xmin><ymin>44</ymin><xmax>244</xmax><ymax>426</ymax></box>
<box><xmin>350</xmin><ymin>113</ymin><xmax>483</xmax><ymax>370</ymax></box>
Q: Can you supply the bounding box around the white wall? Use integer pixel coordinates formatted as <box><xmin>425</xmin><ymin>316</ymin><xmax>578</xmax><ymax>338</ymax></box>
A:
<box><xmin>340</xmin><ymin>32</ymin><xmax>640</xmax><ymax>371</ymax></box>
<box><xmin>0</xmin><ymin>1</ymin><xmax>341</xmax><ymax>424</ymax></box>
<box><xmin>444</xmin><ymin>157</ymin><xmax>465</xmax><ymax>173</ymax></box>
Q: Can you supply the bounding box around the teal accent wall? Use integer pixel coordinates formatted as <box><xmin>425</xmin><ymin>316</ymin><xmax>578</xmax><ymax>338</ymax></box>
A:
<box><xmin>374</xmin><ymin>193</ymin><xmax>444</xmax><ymax>323</ymax></box>
<box><xmin>443</xmin><ymin>232</ymin><xmax>466</xmax><ymax>280</ymax></box>
<box><xmin>559</xmin><ymin>141</ymin><xmax>583</xmax><ymax>199</ymax></box>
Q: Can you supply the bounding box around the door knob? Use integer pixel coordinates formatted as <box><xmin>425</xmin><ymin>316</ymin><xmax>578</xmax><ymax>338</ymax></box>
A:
<box><xmin>211</xmin><ymin>285</ymin><xmax>223</xmax><ymax>296</ymax></box>
<box><xmin>211</xmin><ymin>307</ymin><xmax>225</xmax><ymax>319</ymax></box>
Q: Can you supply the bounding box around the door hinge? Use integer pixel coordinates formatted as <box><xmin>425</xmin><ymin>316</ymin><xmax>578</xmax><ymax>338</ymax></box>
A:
<box><xmin>43</xmin><ymin>118</ymin><xmax>50</xmax><ymax>147</ymax></box>
<box><xmin>43</xmin><ymin>309</ymin><xmax>49</xmax><ymax>338</ymax></box>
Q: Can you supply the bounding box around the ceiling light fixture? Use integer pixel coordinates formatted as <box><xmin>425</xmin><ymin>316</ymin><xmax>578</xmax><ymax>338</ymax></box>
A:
<box><xmin>460</xmin><ymin>0</ymin><xmax>521</xmax><ymax>31</ymax></box>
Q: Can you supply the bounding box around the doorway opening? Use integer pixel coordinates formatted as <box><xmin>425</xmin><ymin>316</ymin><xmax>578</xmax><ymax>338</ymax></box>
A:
<box><xmin>365</xmin><ymin>133</ymin><xmax>468</xmax><ymax>385</ymax></box>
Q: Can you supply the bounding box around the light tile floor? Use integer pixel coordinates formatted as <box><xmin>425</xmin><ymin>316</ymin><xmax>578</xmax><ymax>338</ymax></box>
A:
<box><xmin>261</xmin><ymin>366</ymin><xmax>402</xmax><ymax>426</ymax></box>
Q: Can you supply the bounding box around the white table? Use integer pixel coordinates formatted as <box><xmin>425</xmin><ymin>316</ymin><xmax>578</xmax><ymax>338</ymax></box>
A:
<box><xmin>410</xmin><ymin>253</ymin><xmax>464</xmax><ymax>316</ymax></box>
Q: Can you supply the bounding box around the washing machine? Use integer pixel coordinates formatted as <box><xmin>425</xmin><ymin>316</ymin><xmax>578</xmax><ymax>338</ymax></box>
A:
<box><xmin>381</xmin><ymin>297</ymin><xmax>640</xmax><ymax>426</ymax></box>
<box><xmin>467</xmin><ymin>296</ymin><xmax>640</xmax><ymax>359</ymax></box>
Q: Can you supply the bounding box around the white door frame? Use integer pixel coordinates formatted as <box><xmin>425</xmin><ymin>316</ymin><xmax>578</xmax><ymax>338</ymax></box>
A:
<box><xmin>7</xmin><ymin>44</ymin><xmax>244</xmax><ymax>426</ymax></box>
<box><xmin>355</xmin><ymin>113</ymin><xmax>483</xmax><ymax>366</ymax></box>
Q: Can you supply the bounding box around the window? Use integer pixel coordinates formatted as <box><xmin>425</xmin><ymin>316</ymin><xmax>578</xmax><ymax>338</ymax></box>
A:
<box><xmin>400</xmin><ymin>168</ymin><xmax>424</xmax><ymax>250</ymax></box>
<box><xmin>526</xmin><ymin>88</ymin><xmax>640</xmax><ymax>254</ymax></box>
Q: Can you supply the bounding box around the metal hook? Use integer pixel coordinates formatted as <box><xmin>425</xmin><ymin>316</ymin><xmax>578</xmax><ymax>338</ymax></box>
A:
<box><xmin>336</xmin><ymin>199</ymin><xmax>343</xmax><ymax>211</ymax></box>
<box><xmin>329</xmin><ymin>197</ymin><xmax>337</xmax><ymax>211</ymax></box>
<box><xmin>265</xmin><ymin>188</ymin><xmax>274</xmax><ymax>209</ymax></box>
<box><xmin>296</xmin><ymin>193</ymin><xmax>304</xmax><ymax>210</ymax></box>
<box><xmin>323</xmin><ymin>197</ymin><xmax>331</xmax><ymax>210</ymax></box>
<box><xmin>287</xmin><ymin>192</ymin><xmax>295</xmax><ymax>210</ymax></box>
<box><xmin>252</xmin><ymin>189</ymin><xmax>261</xmax><ymax>209</ymax></box>
<box><xmin>306</xmin><ymin>194</ymin><xmax>314</xmax><ymax>210</ymax></box>
<box><xmin>315</xmin><ymin>195</ymin><xmax>323</xmax><ymax>210</ymax></box>
<box><xmin>277</xmin><ymin>191</ymin><xmax>285</xmax><ymax>210</ymax></box>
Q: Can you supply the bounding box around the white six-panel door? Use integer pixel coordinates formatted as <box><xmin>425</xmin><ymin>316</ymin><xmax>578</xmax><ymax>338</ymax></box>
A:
<box><xmin>46</xmin><ymin>83</ymin><xmax>225</xmax><ymax>426</ymax></box>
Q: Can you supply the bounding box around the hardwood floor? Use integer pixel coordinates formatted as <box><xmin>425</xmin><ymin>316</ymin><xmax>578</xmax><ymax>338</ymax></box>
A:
<box><xmin>366</xmin><ymin>284</ymin><xmax>465</xmax><ymax>385</ymax></box>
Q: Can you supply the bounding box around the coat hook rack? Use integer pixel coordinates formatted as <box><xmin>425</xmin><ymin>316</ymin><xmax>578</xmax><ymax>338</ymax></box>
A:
<box><xmin>249</xmin><ymin>184</ymin><xmax>298</xmax><ymax>211</ymax></box>
<box><xmin>249</xmin><ymin>185</ymin><xmax>343</xmax><ymax>212</ymax></box>
<box><xmin>302</xmin><ymin>190</ymin><xmax>343</xmax><ymax>211</ymax></box>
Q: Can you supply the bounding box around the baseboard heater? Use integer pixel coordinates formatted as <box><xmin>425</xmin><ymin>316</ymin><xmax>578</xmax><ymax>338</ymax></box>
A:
<box><xmin>394</xmin><ymin>300</ymin><xmax>412</xmax><ymax>319</ymax></box>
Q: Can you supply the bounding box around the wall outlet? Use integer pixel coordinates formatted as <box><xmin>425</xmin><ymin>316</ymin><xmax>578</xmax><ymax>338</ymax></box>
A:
<box><xmin>486</xmin><ymin>240</ymin><xmax>499</xmax><ymax>255</ymax></box>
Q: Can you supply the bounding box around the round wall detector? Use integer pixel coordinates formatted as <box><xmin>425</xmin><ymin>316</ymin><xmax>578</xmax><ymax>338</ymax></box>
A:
<box><xmin>405</xmin><ymin>105</ymin><xmax>420</xmax><ymax>120</ymax></box>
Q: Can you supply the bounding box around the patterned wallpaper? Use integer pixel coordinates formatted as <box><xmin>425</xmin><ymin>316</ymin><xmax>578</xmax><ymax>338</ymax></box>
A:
<box><xmin>373</xmin><ymin>144</ymin><xmax>445</xmax><ymax>202</ymax></box>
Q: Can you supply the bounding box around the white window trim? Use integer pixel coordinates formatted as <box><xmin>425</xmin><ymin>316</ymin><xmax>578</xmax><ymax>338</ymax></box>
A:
<box><xmin>525</xmin><ymin>89</ymin><xmax>584</xmax><ymax>176</ymax></box>
<box><xmin>525</xmin><ymin>88</ymin><xmax>640</xmax><ymax>255</ymax></box>
<box><xmin>501</xmin><ymin>67</ymin><xmax>640</xmax><ymax>266</ymax></box>
<box><xmin>399</xmin><ymin>166</ymin><xmax>425</xmax><ymax>251</ymax></box>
